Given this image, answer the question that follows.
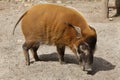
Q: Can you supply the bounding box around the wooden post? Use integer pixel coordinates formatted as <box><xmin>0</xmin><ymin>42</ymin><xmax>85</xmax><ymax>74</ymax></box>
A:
<box><xmin>102</xmin><ymin>0</ymin><xmax>109</xmax><ymax>18</ymax></box>
<box><xmin>115</xmin><ymin>0</ymin><xmax>120</xmax><ymax>16</ymax></box>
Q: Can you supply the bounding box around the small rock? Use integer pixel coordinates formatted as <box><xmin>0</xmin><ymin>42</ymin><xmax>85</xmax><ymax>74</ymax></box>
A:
<box><xmin>109</xmin><ymin>17</ymin><xmax>113</xmax><ymax>21</ymax></box>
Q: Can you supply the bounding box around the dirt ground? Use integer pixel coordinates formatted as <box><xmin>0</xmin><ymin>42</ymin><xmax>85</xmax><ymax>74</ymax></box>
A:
<box><xmin>0</xmin><ymin>0</ymin><xmax>120</xmax><ymax>80</ymax></box>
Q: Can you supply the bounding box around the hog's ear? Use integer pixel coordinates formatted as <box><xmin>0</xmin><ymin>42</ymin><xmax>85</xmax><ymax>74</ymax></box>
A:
<box><xmin>73</xmin><ymin>25</ymin><xmax>81</xmax><ymax>38</ymax></box>
<box><xmin>65</xmin><ymin>22</ymin><xmax>82</xmax><ymax>38</ymax></box>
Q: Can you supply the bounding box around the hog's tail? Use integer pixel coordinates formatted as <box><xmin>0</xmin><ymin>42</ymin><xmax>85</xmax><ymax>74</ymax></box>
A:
<box><xmin>12</xmin><ymin>11</ymin><xmax>28</xmax><ymax>35</ymax></box>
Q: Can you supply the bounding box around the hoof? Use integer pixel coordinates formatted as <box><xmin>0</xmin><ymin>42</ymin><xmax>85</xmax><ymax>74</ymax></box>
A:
<box><xmin>87</xmin><ymin>71</ymin><xmax>93</xmax><ymax>75</ymax></box>
<box><xmin>35</xmin><ymin>58</ymin><xmax>40</xmax><ymax>61</ymax></box>
<box><xmin>83</xmin><ymin>67</ymin><xmax>92</xmax><ymax>72</ymax></box>
<box><xmin>60</xmin><ymin>61</ymin><xmax>66</xmax><ymax>64</ymax></box>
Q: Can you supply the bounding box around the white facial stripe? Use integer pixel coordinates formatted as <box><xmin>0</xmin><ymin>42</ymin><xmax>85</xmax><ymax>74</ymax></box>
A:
<box><xmin>80</xmin><ymin>45</ymin><xmax>89</xmax><ymax>55</ymax></box>
<box><xmin>80</xmin><ymin>45</ymin><xmax>83</xmax><ymax>51</ymax></box>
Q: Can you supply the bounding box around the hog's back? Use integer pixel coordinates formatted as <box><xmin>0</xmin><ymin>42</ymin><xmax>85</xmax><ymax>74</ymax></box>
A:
<box><xmin>21</xmin><ymin>4</ymin><xmax>87</xmax><ymax>45</ymax></box>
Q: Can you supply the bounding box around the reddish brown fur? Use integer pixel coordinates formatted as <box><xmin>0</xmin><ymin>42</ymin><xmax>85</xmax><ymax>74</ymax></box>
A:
<box><xmin>13</xmin><ymin>4</ymin><xmax>96</xmax><ymax>65</ymax></box>
<box><xmin>22</xmin><ymin>4</ymin><xmax>95</xmax><ymax>48</ymax></box>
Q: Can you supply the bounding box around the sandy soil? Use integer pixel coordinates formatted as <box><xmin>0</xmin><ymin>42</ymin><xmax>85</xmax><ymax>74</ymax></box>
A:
<box><xmin>0</xmin><ymin>1</ymin><xmax>120</xmax><ymax>80</ymax></box>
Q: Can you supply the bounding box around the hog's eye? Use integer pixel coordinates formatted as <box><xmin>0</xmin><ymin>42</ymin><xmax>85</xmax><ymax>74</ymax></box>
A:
<box><xmin>82</xmin><ymin>45</ymin><xmax>87</xmax><ymax>50</ymax></box>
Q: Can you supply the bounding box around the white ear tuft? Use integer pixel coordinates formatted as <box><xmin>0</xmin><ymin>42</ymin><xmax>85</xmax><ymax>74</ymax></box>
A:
<box><xmin>74</xmin><ymin>26</ymin><xmax>82</xmax><ymax>38</ymax></box>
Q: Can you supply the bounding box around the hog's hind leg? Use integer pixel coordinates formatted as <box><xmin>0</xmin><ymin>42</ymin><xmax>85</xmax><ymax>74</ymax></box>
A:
<box><xmin>22</xmin><ymin>42</ymin><xmax>31</xmax><ymax>66</ymax></box>
<box><xmin>30</xmin><ymin>43</ymin><xmax>40</xmax><ymax>61</ymax></box>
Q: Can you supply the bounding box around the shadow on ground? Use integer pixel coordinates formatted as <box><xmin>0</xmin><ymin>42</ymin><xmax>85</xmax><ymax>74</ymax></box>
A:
<box><xmin>92</xmin><ymin>57</ymin><xmax>116</xmax><ymax>75</ymax></box>
<box><xmin>37</xmin><ymin>53</ymin><xmax>115</xmax><ymax>75</ymax></box>
<box><xmin>39</xmin><ymin>52</ymin><xmax>78</xmax><ymax>64</ymax></box>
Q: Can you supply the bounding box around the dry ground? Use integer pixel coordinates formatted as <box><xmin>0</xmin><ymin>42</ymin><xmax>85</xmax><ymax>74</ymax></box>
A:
<box><xmin>0</xmin><ymin>1</ymin><xmax>120</xmax><ymax>80</ymax></box>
